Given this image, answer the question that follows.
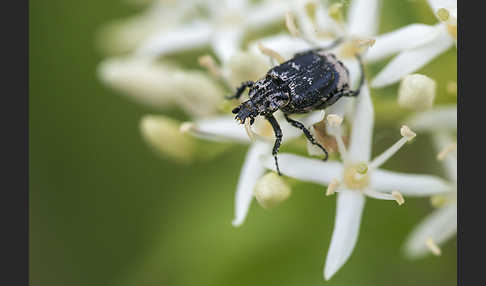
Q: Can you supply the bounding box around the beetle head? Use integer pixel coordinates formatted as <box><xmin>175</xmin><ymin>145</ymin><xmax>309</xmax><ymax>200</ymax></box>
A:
<box><xmin>232</xmin><ymin>101</ymin><xmax>258</xmax><ymax>125</ymax></box>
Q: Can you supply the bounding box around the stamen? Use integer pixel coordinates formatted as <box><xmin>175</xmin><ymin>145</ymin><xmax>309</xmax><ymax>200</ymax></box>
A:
<box><xmin>198</xmin><ymin>54</ymin><xmax>222</xmax><ymax>78</ymax></box>
<box><xmin>257</xmin><ymin>43</ymin><xmax>285</xmax><ymax>64</ymax></box>
<box><xmin>425</xmin><ymin>237</ymin><xmax>442</xmax><ymax>256</ymax></box>
<box><xmin>369</xmin><ymin>126</ymin><xmax>416</xmax><ymax>169</ymax></box>
<box><xmin>326</xmin><ymin>178</ymin><xmax>340</xmax><ymax>196</ymax></box>
<box><xmin>326</xmin><ymin>114</ymin><xmax>347</xmax><ymax>159</ymax></box>
<box><xmin>244</xmin><ymin>117</ymin><xmax>257</xmax><ymax>142</ymax></box>
<box><xmin>437</xmin><ymin>142</ymin><xmax>457</xmax><ymax>161</ymax></box>
<box><xmin>285</xmin><ymin>12</ymin><xmax>301</xmax><ymax>37</ymax></box>
<box><xmin>401</xmin><ymin>125</ymin><xmax>416</xmax><ymax>141</ymax></box>
<box><xmin>363</xmin><ymin>189</ymin><xmax>400</xmax><ymax>203</ymax></box>
<box><xmin>180</xmin><ymin>122</ymin><xmax>195</xmax><ymax>133</ymax></box>
<box><xmin>392</xmin><ymin>190</ymin><xmax>405</xmax><ymax>205</ymax></box>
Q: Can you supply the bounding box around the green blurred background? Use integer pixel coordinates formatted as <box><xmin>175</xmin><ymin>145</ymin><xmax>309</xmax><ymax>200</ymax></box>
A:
<box><xmin>30</xmin><ymin>0</ymin><xmax>456</xmax><ymax>285</ymax></box>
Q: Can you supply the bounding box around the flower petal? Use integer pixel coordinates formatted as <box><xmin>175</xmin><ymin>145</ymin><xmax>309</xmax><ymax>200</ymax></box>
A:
<box><xmin>261</xmin><ymin>153</ymin><xmax>344</xmax><ymax>185</ymax></box>
<box><xmin>245</xmin><ymin>1</ymin><xmax>290</xmax><ymax>29</ymax></box>
<box><xmin>324</xmin><ymin>190</ymin><xmax>365</xmax><ymax>280</ymax></box>
<box><xmin>365</xmin><ymin>24</ymin><xmax>441</xmax><ymax>62</ymax></box>
<box><xmin>348</xmin><ymin>83</ymin><xmax>374</xmax><ymax>163</ymax></box>
<box><xmin>135</xmin><ymin>21</ymin><xmax>212</xmax><ymax>58</ymax></box>
<box><xmin>433</xmin><ymin>132</ymin><xmax>457</xmax><ymax>182</ymax></box>
<box><xmin>232</xmin><ymin>141</ymin><xmax>272</xmax><ymax>227</ymax></box>
<box><xmin>406</xmin><ymin>105</ymin><xmax>457</xmax><ymax>132</ymax></box>
<box><xmin>211</xmin><ymin>27</ymin><xmax>244</xmax><ymax>63</ymax></box>
<box><xmin>404</xmin><ymin>203</ymin><xmax>457</xmax><ymax>258</ymax></box>
<box><xmin>372</xmin><ymin>169</ymin><xmax>453</xmax><ymax>196</ymax></box>
<box><xmin>370</xmin><ymin>28</ymin><xmax>453</xmax><ymax>88</ymax></box>
<box><xmin>188</xmin><ymin>116</ymin><xmax>250</xmax><ymax>143</ymax></box>
<box><xmin>347</xmin><ymin>0</ymin><xmax>380</xmax><ymax>37</ymax></box>
<box><xmin>249</xmin><ymin>34</ymin><xmax>313</xmax><ymax>61</ymax></box>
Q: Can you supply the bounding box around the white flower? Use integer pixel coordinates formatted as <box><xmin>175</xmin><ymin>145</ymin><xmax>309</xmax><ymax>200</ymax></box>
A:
<box><xmin>97</xmin><ymin>57</ymin><xmax>224</xmax><ymax>117</ymax></box>
<box><xmin>403</xmin><ymin>107</ymin><xmax>457</xmax><ymax>258</ymax></box>
<box><xmin>134</xmin><ymin>0</ymin><xmax>293</xmax><ymax>63</ymax></box>
<box><xmin>369</xmin><ymin>0</ymin><xmax>457</xmax><ymax>88</ymax></box>
<box><xmin>260</xmin><ymin>88</ymin><xmax>452</xmax><ymax>279</ymax></box>
<box><xmin>182</xmin><ymin>110</ymin><xmax>325</xmax><ymax>226</ymax></box>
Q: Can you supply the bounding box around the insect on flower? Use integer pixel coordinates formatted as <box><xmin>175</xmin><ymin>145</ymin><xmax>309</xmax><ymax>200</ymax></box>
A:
<box><xmin>229</xmin><ymin>42</ymin><xmax>364</xmax><ymax>175</ymax></box>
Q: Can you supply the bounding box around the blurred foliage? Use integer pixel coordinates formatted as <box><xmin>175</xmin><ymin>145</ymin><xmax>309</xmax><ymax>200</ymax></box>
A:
<box><xmin>30</xmin><ymin>0</ymin><xmax>456</xmax><ymax>286</ymax></box>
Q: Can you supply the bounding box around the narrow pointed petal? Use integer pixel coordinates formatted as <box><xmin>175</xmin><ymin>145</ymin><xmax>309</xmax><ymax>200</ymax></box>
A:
<box><xmin>371</xmin><ymin>29</ymin><xmax>453</xmax><ymax>88</ymax></box>
<box><xmin>136</xmin><ymin>21</ymin><xmax>212</xmax><ymax>58</ymax></box>
<box><xmin>433</xmin><ymin>132</ymin><xmax>457</xmax><ymax>182</ymax></box>
<box><xmin>406</xmin><ymin>105</ymin><xmax>457</xmax><ymax>132</ymax></box>
<box><xmin>232</xmin><ymin>142</ymin><xmax>272</xmax><ymax>227</ymax></box>
<box><xmin>212</xmin><ymin>28</ymin><xmax>244</xmax><ymax>63</ymax></box>
<box><xmin>261</xmin><ymin>153</ymin><xmax>344</xmax><ymax>186</ymax></box>
<box><xmin>324</xmin><ymin>190</ymin><xmax>365</xmax><ymax>280</ymax></box>
<box><xmin>372</xmin><ymin>169</ymin><xmax>453</xmax><ymax>196</ymax></box>
<box><xmin>187</xmin><ymin>116</ymin><xmax>250</xmax><ymax>143</ymax></box>
<box><xmin>249</xmin><ymin>34</ymin><xmax>313</xmax><ymax>60</ymax></box>
<box><xmin>246</xmin><ymin>1</ymin><xmax>290</xmax><ymax>29</ymax></box>
<box><xmin>348</xmin><ymin>84</ymin><xmax>374</xmax><ymax>163</ymax></box>
<box><xmin>347</xmin><ymin>0</ymin><xmax>380</xmax><ymax>37</ymax></box>
<box><xmin>404</xmin><ymin>204</ymin><xmax>457</xmax><ymax>258</ymax></box>
<box><xmin>365</xmin><ymin>24</ymin><xmax>441</xmax><ymax>62</ymax></box>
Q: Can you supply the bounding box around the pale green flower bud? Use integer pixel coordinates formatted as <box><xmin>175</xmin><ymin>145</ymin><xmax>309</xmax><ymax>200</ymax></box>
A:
<box><xmin>398</xmin><ymin>74</ymin><xmax>436</xmax><ymax>110</ymax></box>
<box><xmin>254</xmin><ymin>172</ymin><xmax>291</xmax><ymax>209</ymax></box>
<box><xmin>140</xmin><ymin>115</ymin><xmax>195</xmax><ymax>163</ymax></box>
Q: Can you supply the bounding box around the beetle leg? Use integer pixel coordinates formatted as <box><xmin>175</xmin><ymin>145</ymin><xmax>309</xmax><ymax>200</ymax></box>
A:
<box><xmin>265</xmin><ymin>114</ymin><xmax>283</xmax><ymax>176</ymax></box>
<box><xmin>226</xmin><ymin>81</ymin><xmax>254</xmax><ymax>100</ymax></box>
<box><xmin>284</xmin><ymin>114</ymin><xmax>329</xmax><ymax>161</ymax></box>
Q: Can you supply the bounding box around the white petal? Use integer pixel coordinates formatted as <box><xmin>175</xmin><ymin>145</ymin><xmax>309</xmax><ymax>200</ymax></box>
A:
<box><xmin>261</xmin><ymin>153</ymin><xmax>344</xmax><ymax>185</ymax></box>
<box><xmin>372</xmin><ymin>169</ymin><xmax>453</xmax><ymax>196</ymax></box>
<box><xmin>324</xmin><ymin>190</ymin><xmax>365</xmax><ymax>280</ymax></box>
<box><xmin>406</xmin><ymin>105</ymin><xmax>457</xmax><ymax>132</ymax></box>
<box><xmin>365</xmin><ymin>24</ymin><xmax>441</xmax><ymax>62</ymax></box>
<box><xmin>249</xmin><ymin>34</ymin><xmax>312</xmax><ymax>61</ymax></box>
<box><xmin>347</xmin><ymin>0</ymin><xmax>380</xmax><ymax>37</ymax></box>
<box><xmin>232</xmin><ymin>141</ymin><xmax>272</xmax><ymax>227</ymax></box>
<box><xmin>433</xmin><ymin>132</ymin><xmax>457</xmax><ymax>182</ymax></box>
<box><xmin>189</xmin><ymin>116</ymin><xmax>250</xmax><ymax>143</ymax></box>
<box><xmin>404</xmin><ymin>203</ymin><xmax>457</xmax><ymax>258</ymax></box>
<box><xmin>371</xmin><ymin>29</ymin><xmax>453</xmax><ymax>88</ymax></box>
<box><xmin>245</xmin><ymin>1</ymin><xmax>290</xmax><ymax>29</ymax></box>
<box><xmin>212</xmin><ymin>28</ymin><xmax>244</xmax><ymax>63</ymax></box>
<box><xmin>348</xmin><ymin>84</ymin><xmax>374</xmax><ymax>163</ymax></box>
<box><xmin>135</xmin><ymin>21</ymin><xmax>212</xmax><ymax>58</ymax></box>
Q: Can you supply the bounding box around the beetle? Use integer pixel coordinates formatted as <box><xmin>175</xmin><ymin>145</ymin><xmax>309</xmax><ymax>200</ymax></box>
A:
<box><xmin>229</xmin><ymin>47</ymin><xmax>364</xmax><ymax>175</ymax></box>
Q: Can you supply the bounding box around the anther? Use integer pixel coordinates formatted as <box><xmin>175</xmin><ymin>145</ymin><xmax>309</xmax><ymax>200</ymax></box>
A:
<box><xmin>327</xmin><ymin>114</ymin><xmax>343</xmax><ymax>127</ymax></box>
<box><xmin>244</xmin><ymin>117</ymin><xmax>257</xmax><ymax>142</ymax></box>
<box><xmin>425</xmin><ymin>237</ymin><xmax>442</xmax><ymax>256</ymax></box>
<box><xmin>326</xmin><ymin>178</ymin><xmax>340</xmax><ymax>196</ymax></box>
<box><xmin>400</xmin><ymin>125</ymin><xmax>416</xmax><ymax>141</ymax></box>
<box><xmin>198</xmin><ymin>54</ymin><xmax>222</xmax><ymax>78</ymax></box>
<box><xmin>392</xmin><ymin>190</ymin><xmax>405</xmax><ymax>205</ymax></box>
<box><xmin>437</xmin><ymin>142</ymin><xmax>457</xmax><ymax>161</ymax></box>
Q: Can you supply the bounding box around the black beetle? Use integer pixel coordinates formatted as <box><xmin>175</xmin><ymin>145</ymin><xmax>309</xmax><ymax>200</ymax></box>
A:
<box><xmin>230</xmin><ymin>47</ymin><xmax>364</xmax><ymax>175</ymax></box>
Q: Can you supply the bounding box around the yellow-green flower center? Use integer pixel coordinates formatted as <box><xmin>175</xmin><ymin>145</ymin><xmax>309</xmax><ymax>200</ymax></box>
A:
<box><xmin>343</xmin><ymin>163</ymin><xmax>370</xmax><ymax>190</ymax></box>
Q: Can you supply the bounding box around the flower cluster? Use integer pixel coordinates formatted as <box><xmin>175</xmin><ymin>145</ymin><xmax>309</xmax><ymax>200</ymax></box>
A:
<box><xmin>97</xmin><ymin>0</ymin><xmax>457</xmax><ymax>281</ymax></box>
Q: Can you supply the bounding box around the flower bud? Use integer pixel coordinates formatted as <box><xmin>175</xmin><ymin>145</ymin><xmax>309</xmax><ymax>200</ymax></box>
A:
<box><xmin>254</xmin><ymin>172</ymin><xmax>291</xmax><ymax>209</ymax></box>
<box><xmin>140</xmin><ymin>115</ymin><xmax>195</xmax><ymax>163</ymax></box>
<box><xmin>226</xmin><ymin>51</ymin><xmax>270</xmax><ymax>88</ymax></box>
<box><xmin>398</xmin><ymin>74</ymin><xmax>436</xmax><ymax>110</ymax></box>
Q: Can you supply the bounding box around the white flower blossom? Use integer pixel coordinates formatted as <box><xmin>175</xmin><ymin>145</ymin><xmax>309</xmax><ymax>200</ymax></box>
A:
<box><xmin>369</xmin><ymin>0</ymin><xmax>457</xmax><ymax>87</ymax></box>
<box><xmin>403</xmin><ymin>106</ymin><xmax>457</xmax><ymax>258</ymax></box>
<box><xmin>182</xmin><ymin>110</ymin><xmax>325</xmax><ymax>226</ymax></box>
<box><xmin>260</xmin><ymin>89</ymin><xmax>452</xmax><ymax>279</ymax></box>
<box><xmin>134</xmin><ymin>0</ymin><xmax>293</xmax><ymax>63</ymax></box>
